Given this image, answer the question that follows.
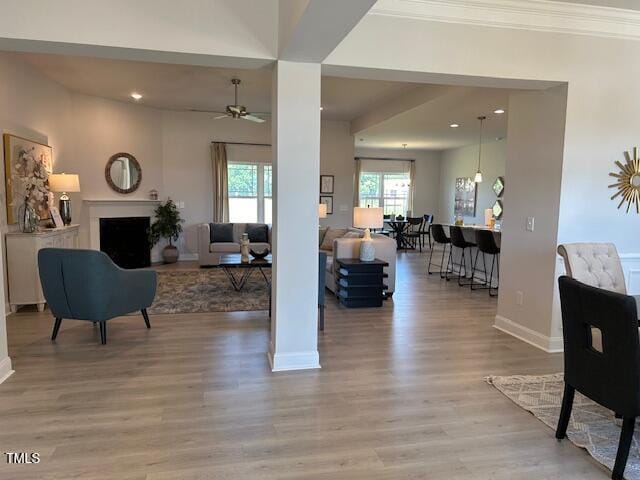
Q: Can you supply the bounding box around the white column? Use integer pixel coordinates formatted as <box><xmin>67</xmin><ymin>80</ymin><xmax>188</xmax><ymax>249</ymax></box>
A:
<box><xmin>269</xmin><ymin>60</ymin><xmax>321</xmax><ymax>371</ymax></box>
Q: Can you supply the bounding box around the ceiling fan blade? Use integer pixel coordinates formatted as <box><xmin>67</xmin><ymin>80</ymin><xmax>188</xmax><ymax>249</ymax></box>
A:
<box><xmin>242</xmin><ymin>114</ymin><xmax>266</xmax><ymax>123</ymax></box>
<box><xmin>228</xmin><ymin>106</ymin><xmax>241</xmax><ymax>114</ymax></box>
<box><xmin>213</xmin><ymin>114</ymin><xmax>229</xmax><ymax>120</ymax></box>
<box><xmin>188</xmin><ymin>109</ymin><xmax>227</xmax><ymax>114</ymax></box>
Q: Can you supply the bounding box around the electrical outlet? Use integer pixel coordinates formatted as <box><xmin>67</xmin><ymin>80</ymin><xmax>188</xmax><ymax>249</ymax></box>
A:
<box><xmin>516</xmin><ymin>291</ymin><xmax>524</xmax><ymax>305</ymax></box>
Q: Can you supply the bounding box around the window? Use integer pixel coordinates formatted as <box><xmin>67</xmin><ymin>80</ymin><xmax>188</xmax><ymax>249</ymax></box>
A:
<box><xmin>359</xmin><ymin>171</ymin><xmax>410</xmax><ymax>217</ymax></box>
<box><xmin>228</xmin><ymin>162</ymin><xmax>272</xmax><ymax>223</ymax></box>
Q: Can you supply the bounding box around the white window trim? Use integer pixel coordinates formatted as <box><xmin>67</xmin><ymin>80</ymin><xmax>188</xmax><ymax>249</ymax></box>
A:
<box><xmin>228</xmin><ymin>161</ymin><xmax>272</xmax><ymax>223</ymax></box>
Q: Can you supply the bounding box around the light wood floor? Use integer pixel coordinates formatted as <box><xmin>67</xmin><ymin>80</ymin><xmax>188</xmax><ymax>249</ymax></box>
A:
<box><xmin>0</xmin><ymin>251</ymin><xmax>609</xmax><ymax>479</ymax></box>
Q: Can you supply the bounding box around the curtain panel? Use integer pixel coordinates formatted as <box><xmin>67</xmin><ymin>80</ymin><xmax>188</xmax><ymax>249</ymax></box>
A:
<box><xmin>211</xmin><ymin>142</ymin><xmax>229</xmax><ymax>222</ymax></box>
<box><xmin>353</xmin><ymin>158</ymin><xmax>362</xmax><ymax>207</ymax></box>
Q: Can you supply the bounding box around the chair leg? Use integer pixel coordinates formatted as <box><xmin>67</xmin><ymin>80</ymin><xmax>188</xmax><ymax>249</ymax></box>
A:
<box><xmin>613</xmin><ymin>417</ymin><xmax>635</xmax><ymax>479</ymax></box>
<box><xmin>51</xmin><ymin>317</ymin><xmax>62</xmax><ymax>341</ymax></box>
<box><xmin>556</xmin><ymin>383</ymin><xmax>575</xmax><ymax>440</ymax></box>
<box><xmin>319</xmin><ymin>305</ymin><xmax>324</xmax><ymax>331</ymax></box>
<box><xmin>99</xmin><ymin>322</ymin><xmax>107</xmax><ymax>345</ymax></box>
<box><xmin>141</xmin><ymin>308</ymin><xmax>151</xmax><ymax>328</ymax></box>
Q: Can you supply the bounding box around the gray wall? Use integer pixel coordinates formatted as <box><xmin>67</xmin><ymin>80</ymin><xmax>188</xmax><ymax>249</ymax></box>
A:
<box><xmin>437</xmin><ymin>139</ymin><xmax>506</xmax><ymax>225</ymax></box>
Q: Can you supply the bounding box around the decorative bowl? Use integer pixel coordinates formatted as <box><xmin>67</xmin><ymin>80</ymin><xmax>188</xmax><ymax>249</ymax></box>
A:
<box><xmin>250</xmin><ymin>248</ymin><xmax>270</xmax><ymax>259</ymax></box>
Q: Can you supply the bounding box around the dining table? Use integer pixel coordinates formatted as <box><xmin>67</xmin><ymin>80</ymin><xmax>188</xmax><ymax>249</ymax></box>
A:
<box><xmin>384</xmin><ymin>219</ymin><xmax>412</xmax><ymax>250</ymax></box>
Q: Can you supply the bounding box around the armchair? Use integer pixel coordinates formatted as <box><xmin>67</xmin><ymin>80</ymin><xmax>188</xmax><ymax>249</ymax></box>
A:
<box><xmin>38</xmin><ymin>248</ymin><xmax>157</xmax><ymax>344</ymax></box>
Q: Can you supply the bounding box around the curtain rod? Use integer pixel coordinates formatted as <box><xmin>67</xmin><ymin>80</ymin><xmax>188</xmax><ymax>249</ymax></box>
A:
<box><xmin>211</xmin><ymin>141</ymin><xmax>271</xmax><ymax>147</ymax></box>
<box><xmin>355</xmin><ymin>156</ymin><xmax>415</xmax><ymax>162</ymax></box>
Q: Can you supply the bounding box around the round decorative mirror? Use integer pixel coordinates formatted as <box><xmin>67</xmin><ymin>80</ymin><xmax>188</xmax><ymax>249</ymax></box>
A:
<box><xmin>105</xmin><ymin>153</ymin><xmax>141</xmax><ymax>194</ymax></box>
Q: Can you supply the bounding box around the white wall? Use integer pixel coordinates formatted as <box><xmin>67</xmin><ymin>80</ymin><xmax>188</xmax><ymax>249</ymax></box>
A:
<box><xmin>438</xmin><ymin>139</ymin><xmax>506</xmax><ymax>225</ymax></box>
<box><xmin>320</xmin><ymin>121</ymin><xmax>354</xmax><ymax>228</ymax></box>
<box><xmin>355</xmin><ymin>147</ymin><xmax>441</xmax><ymax>219</ymax></box>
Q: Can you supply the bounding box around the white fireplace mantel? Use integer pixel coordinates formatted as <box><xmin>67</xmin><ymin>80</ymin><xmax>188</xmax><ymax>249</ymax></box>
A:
<box><xmin>83</xmin><ymin>198</ymin><xmax>162</xmax><ymax>262</ymax></box>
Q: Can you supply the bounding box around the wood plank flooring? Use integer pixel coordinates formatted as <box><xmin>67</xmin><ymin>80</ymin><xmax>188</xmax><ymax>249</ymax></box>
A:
<box><xmin>0</xmin><ymin>251</ymin><xmax>609</xmax><ymax>479</ymax></box>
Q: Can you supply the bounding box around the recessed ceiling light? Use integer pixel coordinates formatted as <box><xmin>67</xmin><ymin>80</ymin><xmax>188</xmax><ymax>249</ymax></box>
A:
<box><xmin>494</xmin><ymin>108</ymin><xmax>505</xmax><ymax>114</ymax></box>
<box><xmin>320</xmin><ymin>106</ymin><xmax>324</xmax><ymax>111</ymax></box>
<box><xmin>449</xmin><ymin>123</ymin><xmax>460</xmax><ymax>128</ymax></box>
<box><xmin>131</xmin><ymin>92</ymin><xmax>142</xmax><ymax>101</ymax></box>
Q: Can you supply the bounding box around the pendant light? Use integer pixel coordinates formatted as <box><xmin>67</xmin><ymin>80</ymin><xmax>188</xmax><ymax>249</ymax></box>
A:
<box><xmin>474</xmin><ymin>116</ymin><xmax>486</xmax><ymax>183</ymax></box>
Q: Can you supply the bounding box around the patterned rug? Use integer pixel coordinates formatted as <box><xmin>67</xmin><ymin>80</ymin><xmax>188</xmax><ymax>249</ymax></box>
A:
<box><xmin>487</xmin><ymin>373</ymin><xmax>640</xmax><ymax>479</ymax></box>
<box><xmin>148</xmin><ymin>268</ymin><xmax>270</xmax><ymax>314</ymax></box>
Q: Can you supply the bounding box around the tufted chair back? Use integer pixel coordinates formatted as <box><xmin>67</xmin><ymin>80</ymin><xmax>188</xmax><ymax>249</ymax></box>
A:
<box><xmin>557</xmin><ymin>243</ymin><xmax>626</xmax><ymax>294</ymax></box>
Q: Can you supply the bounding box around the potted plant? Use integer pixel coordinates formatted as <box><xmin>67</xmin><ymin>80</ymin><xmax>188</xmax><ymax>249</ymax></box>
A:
<box><xmin>150</xmin><ymin>198</ymin><xmax>184</xmax><ymax>263</ymax></box>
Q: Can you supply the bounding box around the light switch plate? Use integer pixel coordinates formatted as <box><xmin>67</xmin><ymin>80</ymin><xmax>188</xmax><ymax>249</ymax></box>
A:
<box><xmin>526</xmin><ymin>216</ymin><xmax>535</xmax><ymax>232</ymax></box>
<box><xmin>339</xmin><ymin>205</ymin><xmax>348</xmax><ymax>212</ymax></box>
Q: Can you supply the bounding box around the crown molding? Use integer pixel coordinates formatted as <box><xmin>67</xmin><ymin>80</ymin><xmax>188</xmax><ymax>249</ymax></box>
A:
<box><xmin>370</xmin><ymin>0</ymin><xmax>640</xmax><ymax>41</ymax></box>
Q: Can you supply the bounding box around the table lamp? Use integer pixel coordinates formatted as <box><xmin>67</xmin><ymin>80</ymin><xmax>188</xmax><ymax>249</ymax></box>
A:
<box><xmin>48</xmin><ymin>173</ymin><xmax>81</xmax><ymax>225</ymax></box>
<box><xmin>353</xmin><ymin>207</ymin><xmax>383</xmax><ymax>261</ymax></box>
<box><xmin>318</xmin><ymin>203</ymin><xmax>327</xmax><ymax>219</ymax></box>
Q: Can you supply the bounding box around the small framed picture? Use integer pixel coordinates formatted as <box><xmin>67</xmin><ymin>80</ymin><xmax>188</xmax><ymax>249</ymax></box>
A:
<box><xmin>319</xmin><ymin>196</ymin><xmax>333</xmax><ymax>215</ymax></box>
<box><xmin>320</xmin><ymin>175</ymin><xmax>334</xmax><ymax>194</ymax></box>
<box><xmin>50</xmin><ymin>206</ymin><xmax>64</xmax><ymax>228</ymax></box>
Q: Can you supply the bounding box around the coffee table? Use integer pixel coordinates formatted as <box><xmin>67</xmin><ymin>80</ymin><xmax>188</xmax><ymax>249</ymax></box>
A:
<box><xmin>216</xmin><ymin>254</ymin><xmax>272</xmax><ymax>316</ymax></box>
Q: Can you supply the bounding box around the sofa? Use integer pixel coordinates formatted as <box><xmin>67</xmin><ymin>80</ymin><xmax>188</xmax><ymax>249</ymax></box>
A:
<box><xmin>198</xmin><ymin>222</ymin><xmax>271</xmax><ymax>266</ymax></box>
<box><xmin>320</xmin><ymin>227</ymin><xmax>397</xmax><ymax>296</ymax></box>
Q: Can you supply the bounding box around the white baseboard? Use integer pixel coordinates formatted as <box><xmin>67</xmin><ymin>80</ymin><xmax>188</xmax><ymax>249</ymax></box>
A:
<box><xmin>268</xmin><ymin>349</ymin><xmax>321</xmax><ymax>372</ymax></box>
<box><xmin>0</xmin><ymin>356</ymin><xmax>14</xmax><ymax>385</ymax></box>
<box><xmin>494</xmin><ymin>314</ymin><xmax>563</xmax><ymax>353</ymax></box>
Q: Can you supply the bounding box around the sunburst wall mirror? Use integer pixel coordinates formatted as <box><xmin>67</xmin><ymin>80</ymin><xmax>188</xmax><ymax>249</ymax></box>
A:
<box><xmin>609</xmin><ymin>148</ymin><xmax>640</xmax><ymax>213</ymax></box>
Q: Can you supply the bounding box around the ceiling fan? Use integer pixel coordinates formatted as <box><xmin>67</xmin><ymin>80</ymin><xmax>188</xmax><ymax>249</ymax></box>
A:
<box><xmin>190</xmin><ymin>78</ymin><xmax>267</xmax><ymax>123</ymax></box>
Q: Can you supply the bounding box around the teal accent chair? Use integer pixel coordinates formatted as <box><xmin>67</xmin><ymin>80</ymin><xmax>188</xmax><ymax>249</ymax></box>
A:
<box><xmin>38</xmin><ymin>248</ymin><xmax>157</xmax><ymax>345</ymax></box>
<box><xmin>319</xmin><ymin>251</ymin><xmax>327</xmax><ymax>331</ymax></box>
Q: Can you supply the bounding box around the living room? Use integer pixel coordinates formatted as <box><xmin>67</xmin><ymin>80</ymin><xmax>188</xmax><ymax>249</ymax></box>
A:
<box><xmin>3</xmin><ymin>0</ymin><xmax>640</xmax><ymax>478</ymax></box>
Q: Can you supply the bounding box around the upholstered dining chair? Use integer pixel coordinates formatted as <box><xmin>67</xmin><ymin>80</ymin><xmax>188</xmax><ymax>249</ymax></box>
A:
<box><xmin>558</xmin><ymin>242</ymin><xmax>640</xmax><ymax>350</ymax></box>
<box><xmin>318</xmin><ymin>251</ymin><xmax>327</xmax><ymax>331</ymax></box>
<box><xmin>38</xmin><ymin>248</ymin><xmax>157</xmax><ymax>345</ymax></box>
<box><xmin>556</xmin><ymin>276</ymin><xmax>640</xmax><ymax>480</ymax></box>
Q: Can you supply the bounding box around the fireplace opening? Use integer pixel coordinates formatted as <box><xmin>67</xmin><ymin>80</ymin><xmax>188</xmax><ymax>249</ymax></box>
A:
<box><xmin>99</xmin><ymin>217</ymin><xmax>151</xmax><ymax>269</ymax></box>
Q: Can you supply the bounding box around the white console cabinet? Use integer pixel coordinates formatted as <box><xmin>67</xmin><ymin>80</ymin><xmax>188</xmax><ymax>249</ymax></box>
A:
<box><xmin>6</xmin><ymin>225</ymin><xmax>79</xmax><ymax>313</ymax></box>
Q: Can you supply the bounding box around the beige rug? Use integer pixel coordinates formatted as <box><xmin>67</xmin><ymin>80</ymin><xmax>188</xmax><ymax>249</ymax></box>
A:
<box><xmin>487</xmin><ymin>373</ymin><xmax>640</xmax><ymax>479</ymax></box>
<box><xmin>149</xmin><ymin>268</ymin><xmax>270</xmax><ymax>314</ymax></box>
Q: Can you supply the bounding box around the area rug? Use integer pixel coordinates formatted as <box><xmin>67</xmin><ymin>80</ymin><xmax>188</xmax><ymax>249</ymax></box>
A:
<box><xmin>487</xmin><ymin>373</ymin><xmax>640</xmax><ymax>479</ymax></box>
<box><xmin>148</xmin><ymin>269</ymin><xmax>270</xmax><ymax>314</ymax></box>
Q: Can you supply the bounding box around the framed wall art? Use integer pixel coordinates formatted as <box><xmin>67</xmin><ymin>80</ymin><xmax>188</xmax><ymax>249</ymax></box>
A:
<box><xmin>454</xmin><ymin>177</ymin><xmax>476</xmax><ymax>217</ymax></box>
<box><xmin>319</xmin><ymin>195</ymin><xmax>333</xmax><ymax>215</ymax></box>
<box><xmin>3</xmin><ymin>134</ymin><xmax>53</xmax><ymax>224</ymax></box>
<box><xmin>320</xmin><ymin>175</ymin><xmax>334</xmax><ymax>194</ymax></box>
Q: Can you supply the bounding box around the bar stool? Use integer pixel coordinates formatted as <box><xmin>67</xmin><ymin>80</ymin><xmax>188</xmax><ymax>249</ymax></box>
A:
<box><xmin>427</xmin><ymin>224</ymin><xmax>451</xmax><ymax>279</ymax></box>
<box><xmin>448</xmin><ymin>226</ymin><xmax>476</xmax><ymax>287</ymax></box>
<box><xmin>471</xmin><ymin>229</ymin><xmax>500</xmax><ymax>297</ymax></box>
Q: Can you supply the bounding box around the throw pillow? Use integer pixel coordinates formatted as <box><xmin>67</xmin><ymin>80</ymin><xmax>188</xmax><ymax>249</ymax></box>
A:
<box><xmin>210</xmin><ymin>223</ymin><xmax>234</xmax><ymax>243</ymax></box>
<box><xmin>246</xmin><ymin>223</ymin><xmax>268</xmax><ymax>243</ymax></box>
<box><xmin>320</xmin><ymin>227</ymin><xmax>347</xmax><ymax>251</ymax></box>
<box><xmin>319</xmin><ymin>226</ymin><xmax>329</xmax><ymax>246</ymax></box>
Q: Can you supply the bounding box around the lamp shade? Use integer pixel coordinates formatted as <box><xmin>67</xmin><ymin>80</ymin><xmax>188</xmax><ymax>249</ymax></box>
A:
<box><xmin>318</xmin><ymin>203</ymin><xmax>327</xmax><ymax>218</ymax></box>
<box><xmin>353</xmin><ymin>207</ymin><xmax>383</xmax><ymax>229</ymax></box>
<box><xmin>49</xmin><ymin>173</ymin><xmax>80</xmax><ymax>193</ymax></box>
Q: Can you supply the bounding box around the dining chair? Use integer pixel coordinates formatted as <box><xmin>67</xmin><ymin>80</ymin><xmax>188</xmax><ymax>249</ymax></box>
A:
<box><xmin>421</xmin><ymin>214</ymin><xmax>434</xmax><ymax>250</ymax></box>
<box><xmin>557</xmin><ymin>276</ymin><xmax>640</xmax><ymax>480</ymax></box>
<box><xmin>404</xmin><ymin>217</ymin><xmax>424</xmax><ymax>251</ymax></box>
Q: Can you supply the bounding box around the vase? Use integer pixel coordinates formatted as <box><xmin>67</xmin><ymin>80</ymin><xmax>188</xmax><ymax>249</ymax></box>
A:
<box><xmin>18</xmin><ymin>201</ymin><xmax>38</xmax><ymax>233</ymax></box>
<box><xmin>162</xmin><ymin>245</ymin><xmax>179</xmax><ymax>264</ymax></box>
<box><xmin>240</xmin><ymin>233</ymin><xmax>250</xmax><ymax>263</ymax></box>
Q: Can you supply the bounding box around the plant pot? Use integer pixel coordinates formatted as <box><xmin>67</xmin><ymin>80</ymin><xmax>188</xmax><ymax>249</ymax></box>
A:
<box><xmin>162</xmin><ymin>245</ymin><xmax>179</xmax><ymax>264</ymax></box>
